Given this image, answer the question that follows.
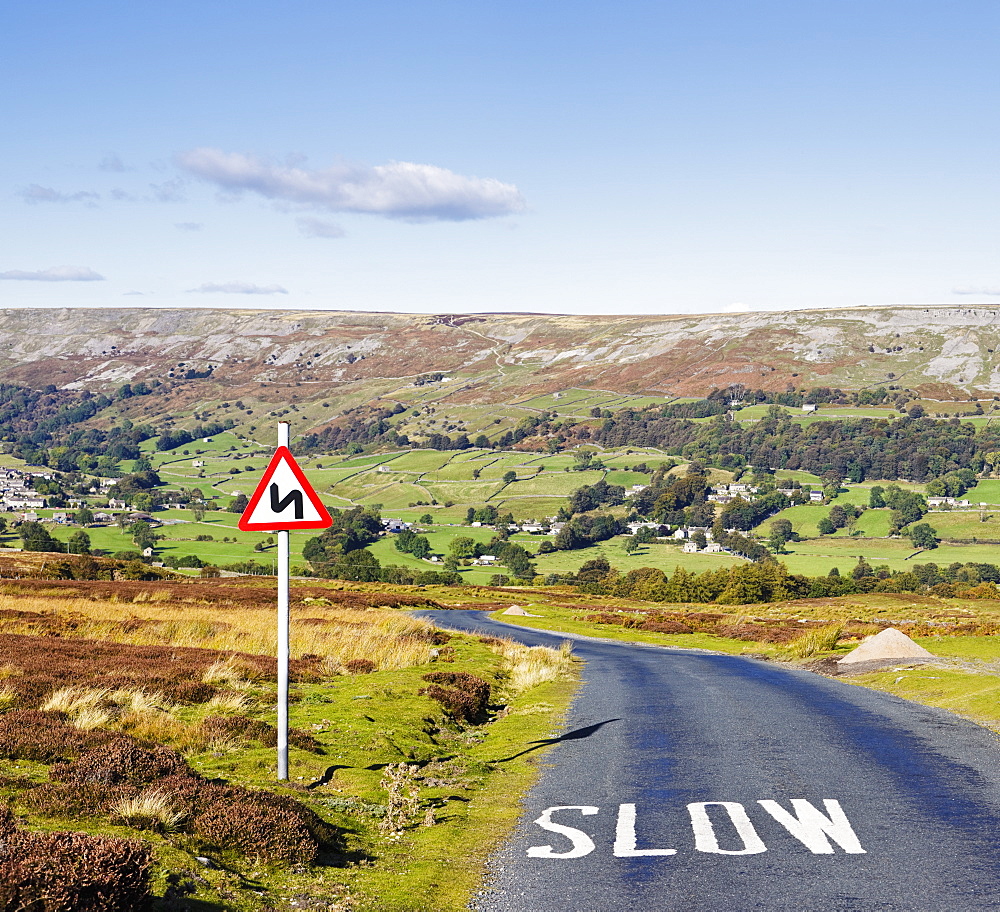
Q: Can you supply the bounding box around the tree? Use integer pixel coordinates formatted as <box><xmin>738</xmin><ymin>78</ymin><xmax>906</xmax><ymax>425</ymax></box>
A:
<box><xmin>20</xmin><ymin>522</ymin><xmax>64</xmax><ymax>553</ymax></box>
<box><xmin>131</xmin><ymin>521</ymin><xmax>155</xmax><ymax>550</ymax></box>
<box><xmin>449</xmin><ymin>536</ymin><xmax>478</xmax><ymax>559</ymax></box>
<box><xmin>851</xmin><ymin>556</ymin><xmax>875</xmax><ymax>580</ymax></box>
<box><xmin>302</xmin><ymin>506</ymin><xmax>383</xmax><ymax>564</ymax></box>
<box><xmin>499</xmin><ymin>543</ymin><xmax>535</xmax><ymax>580</ymax></box>
<box><xmin>502</xmin><ymin>470</ymin><xmax>517</xmax><ymax>485</ymax></box>
<box><xmin>410</xmin><ymin>536</ymin><xmax>431</xmax><ymax>559</ymax></box>
<box><xmin>869</xmin><ymin>486</ymin><xmax>885</xmax><ymax>509</ymax></box>
<box><xmin>229</xmin><ymin>493</ymin><xmax>250</xmax><ymax>514</ymax></box>
<box><xmin>622</xmin><ymin>535</ymin><xmax>640</xmax><ymax>554</ymax></box>
<box><xmin>908</xmin><ymin>522</ymin><xmax>938</xmax><ymax>550</ymax></box>
<box><xmin>73</xmin><ymin>507</ymin><xmax>95</xmax><ymax>526</ymax></box>
<box><xmin>66</xmin><ymin>530</ymin><xmax>91</xmax><ymax>555</ymax></box>
<box><xmin>420</xmin><ymin>513</ymin><xmax>434</xmax><ymax>524</ymax></box>
<box><xmin>817</xmin><ymin>517</ymin><xmax>835</xmax><ymax>535</ymax></box>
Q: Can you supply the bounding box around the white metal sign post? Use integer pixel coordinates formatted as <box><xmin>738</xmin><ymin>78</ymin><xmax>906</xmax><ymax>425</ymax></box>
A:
<box><xmin>238</xmin><ymin>422</ymin><xmax>332</xmax><ymax>780</ymax></box>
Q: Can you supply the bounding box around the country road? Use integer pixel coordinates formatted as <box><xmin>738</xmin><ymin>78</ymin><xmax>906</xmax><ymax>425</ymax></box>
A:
<box><xmin>420</xmin><ymin>610</ymin><xmax>1000</xmax><ymax>912</ymax></box>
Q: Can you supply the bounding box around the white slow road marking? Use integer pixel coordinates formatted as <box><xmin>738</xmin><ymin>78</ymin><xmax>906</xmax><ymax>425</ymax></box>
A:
<box><xmin>528</xmin><ymin>800</ymin><xmax>866</xmax><ymax>859</ymax></box>
<box><xmin>527</xmin><ymin>806</ymin><xmax>599</xmax><ymax>859</ymax></box>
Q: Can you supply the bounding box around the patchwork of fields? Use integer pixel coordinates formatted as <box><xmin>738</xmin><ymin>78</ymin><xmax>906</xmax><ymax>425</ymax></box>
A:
<box><xmin>6</xmin><ymin>437</ymin><xmax>1000</xmax><ymax>583</ymax></box>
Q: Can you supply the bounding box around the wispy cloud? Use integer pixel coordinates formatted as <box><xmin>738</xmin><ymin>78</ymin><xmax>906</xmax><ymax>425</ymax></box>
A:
<box><xmin>0</xmin><ymin>266</ymin><xmax>105</xmax><ymax>282</ymax></box>
<box><xmin>175</xmin><ymin>222</ymin><xmax>204</xmax><ymax>232</ymax></box>
<box><xmin>150</xmin><ymin>178</ymin><xmax>186</xmax><ymax>202</ymax></box>
<box><xmin>123</xmin><ymin>290</ymin><xmax>145</xmax><ymax>296</ymax></box>
<box><xmin>99</xmin><ymin>153</ymin><xmax>129</xmax><ymax>172</ymax></box>
<box><xmin>954</xmin><ymin>286</ymin><xmax>1000</xmax><ymax>296</ymax></box>
<box><xmin>20</xmin><ymin>184</ymin><xmax>100</xmax><ymax>205</ymax></box>
<box><xmin>297</xmin><ymin>216</ymin><xmax>346</xmax><ymax>238</ymax></box>
<box><xmin>176</xmin><ymin>147</ymin><xmax>526</xmax><ymax>221</ymax></box>
<box><xmin>186</xmin><ymin>281</ymin><xmax>288</xmax><ymax>295</ymax></box>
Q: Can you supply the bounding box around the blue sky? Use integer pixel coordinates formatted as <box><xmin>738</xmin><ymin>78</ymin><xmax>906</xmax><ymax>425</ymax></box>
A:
<box><xmin>1</xmin><ymin>1</ymin><xmax>997</xmax><ymax>315</ymax></box>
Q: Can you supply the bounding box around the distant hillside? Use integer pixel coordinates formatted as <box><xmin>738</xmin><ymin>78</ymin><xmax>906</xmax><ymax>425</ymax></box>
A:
<box><xmin>5</xmin><ymin>305</ymin><xmax>1000</xmax><ymax>399</ymax></box>
<box><xmin>1</xmin><ymin>305</ymin><xmax>998</xmax><ymax>452</ymax></box>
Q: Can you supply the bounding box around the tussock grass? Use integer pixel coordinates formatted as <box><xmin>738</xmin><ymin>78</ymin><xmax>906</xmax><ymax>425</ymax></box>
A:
<box><xmin>0</xmin><ymin>685</ymin><xmax>16</xmax><ymax>710</ymax></box>
<box><xmin>110</xmin><ymin>789</ymin><xmax>186</xmax><ymax>832</ymax></box>
<box><xmin>205</xmin><ymin>690</ymin><xmax>252</xmax><ymax>713</ymax></box>
<box><xmin>487</xmin><ymin>638</ymin><xmax>575</xmax><ymax>694</ymax></box>
<box><xmin>42</xmin><ymin>685</ymin><xmax>113</xmax><ymax>717</ymax></box>
<box><xmin>40</xmin><ymin>685</ymin><xmax>200</xmax><ymax>743</ymax></box>
<box><xmin>783</xmin><ymin>624</ymin><xmax>844</xmax><ymax>659</ymax></box>
<box><xmin>203</xmin><ymin>657</ymin><xmax>253</xmax><ymax>688</ymax></box>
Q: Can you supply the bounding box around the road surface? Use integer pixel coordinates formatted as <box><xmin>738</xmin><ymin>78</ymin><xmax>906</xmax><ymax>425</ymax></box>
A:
<box><xmin>421</xmin><ymin>610</ymin><xmax>1000</xmax><ymax>911</ymax></box>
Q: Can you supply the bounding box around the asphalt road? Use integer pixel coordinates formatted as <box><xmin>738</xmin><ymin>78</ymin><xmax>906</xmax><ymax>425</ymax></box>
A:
<box><xmin>421</xmin><ymin>610</ymin><xmax>1000</xmax><ymax>912</ymax></box>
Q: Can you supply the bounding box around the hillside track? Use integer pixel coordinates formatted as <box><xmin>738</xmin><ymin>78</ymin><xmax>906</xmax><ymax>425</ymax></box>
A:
<box><xmin>420</xmin><ymin>610</ymin><xmax>1000</xmax><ymax>911</ymax></box>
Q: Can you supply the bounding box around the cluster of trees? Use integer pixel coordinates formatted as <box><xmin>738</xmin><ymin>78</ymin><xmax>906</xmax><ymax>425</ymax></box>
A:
<box><xmin>594</xmin><ymin>409</ymin><xmax>1000</xmax><ymax>482</ymax></box>
<box><xmin>155</xmin><ymin>420</ymin><xmax>233</xmax><ymax>452</ymax></box>
<box><xmin>869</xmin><ymin>485</ymin><xmax>929</xmax><ymax>531</ymax></box>
<box><xmin>626</xmin><ymin>465</ymin><xmax>713</xmax><ymax>527</ymax></box>
<box><xmin>816</xmin><ymin>503</ymin><xmax>864</xmax><ymax>535</ymax></box>
<box><xmin>394</xmin><ymin>528</ymin><xmax>431</xmax><ymax>559</ymax></box>
<box><xmin>568</xmin><ymin>557</ymin><xmax>1000</xmax><ymax>605</ymax></box>
<box><xmin>567</xmin><ymin>479</ymin><xmax>625</xmax><ymax>514</ymax></box>
<box><xmin>464</xmin><ymin>505</ymin><xmax>502</xmax><ymax>525</ymax></box>
<box><xmin>301</xmin><ymin>507</ymin><xmax>384</xmax><ymax>566</ymax></box>
<box><xmin>717</xmin><ymin>491</ymin><xmax>792</xmax><ymax>531</ymax></box>
<box><xmin>0</xmin><ymin>383</ymin><xmax>158</xmax><ymax>473</ymax></box>
<box><xmin>19</xmin><ymin>521</ymin><xmax>90</xmax><ymax>555</ymax></box>
<box><xmin>553</xmin><ymin>513</ymin><xmax>621</xmax><ymax>550</ymax></box>
<box><xmin>300</xmin><ymin>546</ymin><xmax>461</xmax><ymax>586</ymax></box>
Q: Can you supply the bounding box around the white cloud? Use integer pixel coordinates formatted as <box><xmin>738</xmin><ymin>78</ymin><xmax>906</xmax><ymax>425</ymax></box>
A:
<box><xmin>0</xmin><ymin>266</ymin><xmax>105</xmax><ymax>282</ymax></box>
<box><xmin>176</xmin><ymin>147</ymin><xmax>526</xmax><ymax>221</ymax></box>
<box><xmin>20</xmin><ymin>184</ymin><xmax>100</xmax><ymax>204</ymax></box>
<box><xmin>297</xmin><ymin>216</ymin><xmax>346</xmax><ymax>238</ymax></box>
<box><xmin>954</xmin><ymin>286</ymin><xmax>1000</xmax><ymax>296</ymax></box>
<box><xmin>123</xmin><ymin>291</ymin><xmax>144</xmax><ymax>296</ymax></box>
<box><xmin>186</xmin><ymin>281</ymin><xmax>288</xmax><ymax>295</ymax></box>
<box><xmin>175</xmin><ymin>222</ymin><xmax>204</xmax><ymax>232</ymax></box>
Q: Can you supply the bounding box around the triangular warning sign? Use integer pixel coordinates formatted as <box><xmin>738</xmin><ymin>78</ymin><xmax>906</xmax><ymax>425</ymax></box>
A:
<box><xmin>238</xmin><ymin>446</ymin><xmax>333</xmax><ymax>531</ymax></box>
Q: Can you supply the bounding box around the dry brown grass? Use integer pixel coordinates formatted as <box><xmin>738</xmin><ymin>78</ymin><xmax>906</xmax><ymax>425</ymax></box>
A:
<box><xmin>110</xmin><ymin>789</ymin><xmax>187</xmax><ymax>832</ymax></box>
<box><xmin>0</xmin><ymin>685</ymin><xmax>16</xmax><ymax>711</ymax></box>
<box><xmin>486</xmin><ymin>638</ymin><xmax>575</xmax><ymax>694</ymax></box>
<box><xmin>0</xmin><ymin>589</ymin><xmax>438</xmax><ymax>673</ymax></box>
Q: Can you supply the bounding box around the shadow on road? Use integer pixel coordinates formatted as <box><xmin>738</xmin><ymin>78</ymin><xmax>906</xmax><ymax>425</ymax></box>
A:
<box><xmin>491</xmin><ymin>718</ymin><xmax>621</xmax><ymax>763</ymax></box>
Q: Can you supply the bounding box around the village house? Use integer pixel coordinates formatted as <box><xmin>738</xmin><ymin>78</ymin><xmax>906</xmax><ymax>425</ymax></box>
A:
<box><xmin>627</xmin><ymin>521</ymin><xmax>663</xmax><ymax>535</ymax></box>
<box><xmin>3</xmin><ymin>494</ymin><xmax>45</xmax><ymax>510</ymax></box>
<box><xmin>474</xmin><ymin>555</ymin><xmax>498</xmax><ymax>566</ymax></box>
<box><xmin>382</xmin><ymin>518</ymin><xmax>410</xmax><ymax>533</ymax></box>
<box><xmin>808</xmin><ymin>491</ymin><xmax>824</xmax><ymax>502</ymax></box>
<box><xmin>519</xmin><ymin>522</ymin><xmax>548</xmax><ymax>534</ymax></box>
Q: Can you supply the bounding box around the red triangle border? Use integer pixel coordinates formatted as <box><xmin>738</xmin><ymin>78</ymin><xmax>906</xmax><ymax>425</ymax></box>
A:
<box><xmin>238</xmin><ymin>446</ymin><xmax>334</xmax><ymax>531</ymax></box>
